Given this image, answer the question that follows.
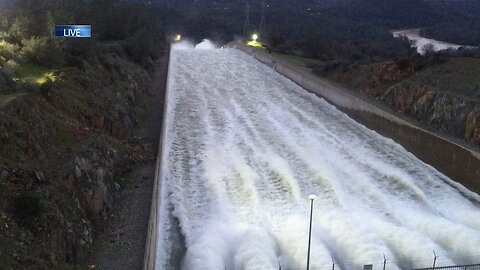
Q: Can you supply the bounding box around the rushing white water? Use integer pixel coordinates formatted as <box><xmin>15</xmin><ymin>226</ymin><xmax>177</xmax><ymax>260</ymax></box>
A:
<box><xmin>155</xmin><ymin>47</ymin><xmax>480</xmax><ymax>270</ymax></box>
<box><xmin>392</xmin><ymin>29</ymin><xmax>471</xmax><ymax>54</ymax></box>
<box><xmin>195</xmin><ymin>39</ymin><xmax>217</xmax><ymax>49</ymax></box>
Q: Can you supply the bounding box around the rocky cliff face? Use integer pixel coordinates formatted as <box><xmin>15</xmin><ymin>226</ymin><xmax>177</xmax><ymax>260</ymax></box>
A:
<box><xmin>383</xmin><ymin>83</ymin><xmax>480</xmax><ymax>144</ymax></box>
<box><xmin>0</xmin><ymin>48</ymin><xmax>158</xmax><ymax>268</ymax></box>
<box><xmin>466</xmin><ymin>108</ymin><xmax>480</xmax><ymax>144</ymax></box>
<box><xmin>330</xmin><ymin>57</ymin><xmax>480</xmax><ymax>146</ymax></box>
<box><xmin>329</xmin><ymin>61</ymin><xmax>414</xmax><ymax>98</ymax></box>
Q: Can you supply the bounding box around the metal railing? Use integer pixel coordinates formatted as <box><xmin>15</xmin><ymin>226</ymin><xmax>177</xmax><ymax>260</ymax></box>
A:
<box><xmin>413</xmin><ymin>264</ymin><xmax>480</xmax><ymax>270</ymax></box>
<box><xmin>217</xmin><ymin>263</ymin><xmax>480</xmax><ymax>270</ymax></box>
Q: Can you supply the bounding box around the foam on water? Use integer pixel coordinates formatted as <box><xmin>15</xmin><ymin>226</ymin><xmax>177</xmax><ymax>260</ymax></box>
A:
<box><xmin>195</xmin><ymin>39</ymin><xmax>217</xmax><ymax>49</ymax></box>
<box><xmin>392</xmin><ymin>29</ymin><xmax>474</xmax><ymax>54</ymax></box>
<box><xmin>155</xmin><ymin>48</ymin><xmax>480</xmax><ymax>270</ymax></box>
<box><xmin>172</xmin><ymin>40</ymin><xmax>195</xmax><ymax>50</ymax></box>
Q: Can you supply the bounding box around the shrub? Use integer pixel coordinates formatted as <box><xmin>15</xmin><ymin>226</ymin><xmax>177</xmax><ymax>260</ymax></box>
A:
<box><xmin>125</xmin><ymin>29</ymin><xmax>162</xmax><ymax>67</ymax></box>
<box><xmin>0</xmin><ymin>40</ymin><xmax>21</xmax><ymax>61</ymax></box>
<box><xmin>413</xmin><ymin>53</ymin><xmax>447</xmax><ymax>71</ymax></box>
<box><xmin>20</xmin><ymin>37</ymin><xmax>64</xmax><ymax>67</ymax></box>
<box><xmin>7</xmin><ymin>16</ymin><xmax>29</xmax><ymax>44</ymax></box>
<box><xmin>2</xmin><ymin>59</ymin><xmax>18</xmax><ymax>77</ymax></box>
<box><xmin>0</xmin><ymin>69</ymin><xmax>14</xmax><ymax>92</ymax></box>
<box><xmin>312</xmin><ymin>59</ymin><xmax>350</xmax><ymax>75</ymax></box>
<box><xmin>421</xmin><ymin>43</ymin><xmax>435</xmax><ymax>55</ymax></box>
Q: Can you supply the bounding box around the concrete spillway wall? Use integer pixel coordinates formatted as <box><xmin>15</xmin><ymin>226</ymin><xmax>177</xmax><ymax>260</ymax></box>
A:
<box><xmin>228</xmin><ymin>42</ymin><xmax>480</xmax><ymax>195</ymax></box>
<box><xmin>143</xmin><ymin>48</ymin><xmax>172</xmax><ymax>270</ymax></box>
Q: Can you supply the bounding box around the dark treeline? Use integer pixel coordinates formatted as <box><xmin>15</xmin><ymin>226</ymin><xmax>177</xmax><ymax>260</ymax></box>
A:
<box><xmin>156</xmin><ymin>0</ymin><xmax>480</xmax><ymax>56</ymax></box>
<box><xmin>334</xmin><ymin>0</ymin><xmax>480</xmax><ymax>46</ymax></box>
<box><xmin>0</xmin><ymin>0</ymin><xmax>164</xmax><ymax>72</ymax></box>
<box><xmin>149</xmin><ymin>0</ymin><xmax>480</xmax><ymax>92</ymax></box>
<box><xmin>422</xmin><ymin>23</ymin><xmax>480</xmax><ymax>47</ymax></box>
<box><xmin>155</xmin><ymin>0</ymin><xmax>415</xmax><ymax>63</ymax></box>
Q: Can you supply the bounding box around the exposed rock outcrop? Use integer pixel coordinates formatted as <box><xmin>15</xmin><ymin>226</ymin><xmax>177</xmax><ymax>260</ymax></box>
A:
<box><xmin>383</xmin><ymin>84</ymin><xmax>477</xmax><ymax>139</ymax></box>
<box><xmin>466</xmin><ymin>108</ymin><xmax>480</xmax><ymax>145</ymax></box>
<box><xmin>330</xmin><ymin>57</ymin><xmax>480</xmax><ymax>147</ymax></box>
<box><xmin>0</xmin><ymin>48</ymin><xmax>159</xmax><ymax>268</ymax></box>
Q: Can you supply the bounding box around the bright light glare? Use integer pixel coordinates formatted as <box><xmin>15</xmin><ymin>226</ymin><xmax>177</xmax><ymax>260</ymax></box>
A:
<box><xmin>175</xmin><ymin>34</ymin><xmax>182</xmax><ymax>41</ymax></box>
<box><xmin>252</xmin><ymin>34</ymin><xmax>258</xmax><ymax>41</ymax></box>
<box><xmin>246</xmin><ymin>40</ymin><xmax>262</xmax><ymax>47</ymax></box>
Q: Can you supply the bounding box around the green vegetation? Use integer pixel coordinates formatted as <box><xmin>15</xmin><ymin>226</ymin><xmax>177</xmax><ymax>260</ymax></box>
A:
<box><xmin>271</xmin><ymin>52</ymin><xmax>321</xmax><ymax>68</ymax></box>
<box><xmin>163</xmin><ymin>0</ymin><xmax>416</xmax><ymax>66</ymax></box>
<box><xmin>14</xmin><ymin>63</ymin><xmax>59</xmax><ymax>84</ymax></box>
<box><xmin>0</xmin><ymin>92</ymin><xmax>25</xmax><ymax>107</ymax></box>
<box><xmin>0</xmin><ymin>0</ymin><xmax>165</xmax><ymax>90</ymax></box>
<box><xmin>163</xmin><ymin>0</ymin><xmax>480</xmax><ymax>71</ymax></box>
<box><xmin>53</xmin><ymin>117</ymin><xmax>75</xmax><ymax>150</ymax></box>
<box><xmin>0</xmin><ymin>1</ymin><xmax>166</xmax><ymax>268</ymax></box>
<box><xmin>399</xmin><ymin>58</ymin><xmax>480</xmax><ymax>100</ymax></box>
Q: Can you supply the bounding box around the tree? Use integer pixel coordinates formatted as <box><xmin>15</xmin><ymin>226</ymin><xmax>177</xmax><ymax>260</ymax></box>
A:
<box><xmin>422</xmin><ymin>43</ymin><xmax>435</xmax><ymax>55</ymax></box>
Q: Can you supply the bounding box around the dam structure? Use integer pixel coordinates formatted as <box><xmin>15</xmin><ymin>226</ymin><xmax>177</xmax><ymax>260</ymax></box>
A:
<box><xmin>153</xmin><ymin>46</ymin><xmax>480</xmax><ymax>270</ymax></box>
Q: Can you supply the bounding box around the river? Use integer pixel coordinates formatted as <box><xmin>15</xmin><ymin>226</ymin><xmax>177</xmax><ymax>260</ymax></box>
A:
<box><xmin>392</xmin><ymin>29</ymin><xmax>469</xmax><ymax>54</ymax></box>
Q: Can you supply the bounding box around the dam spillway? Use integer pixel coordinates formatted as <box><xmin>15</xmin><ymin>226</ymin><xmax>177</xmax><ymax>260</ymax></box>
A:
<box><xmin>154</xmin><ymin>47</ymin><xmax>480</xmax><ymax>270</ymax></box>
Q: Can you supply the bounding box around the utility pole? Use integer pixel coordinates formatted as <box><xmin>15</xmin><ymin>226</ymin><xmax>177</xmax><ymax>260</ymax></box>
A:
<box><xmin>259</xmin><ymin>0</ymin><xmax>267</xmax><ymax>39</ymax></box>
<box><xmin>243</xmin><ymin>0</ymin><xmax>251</xmax><ymax>38</ymax></box>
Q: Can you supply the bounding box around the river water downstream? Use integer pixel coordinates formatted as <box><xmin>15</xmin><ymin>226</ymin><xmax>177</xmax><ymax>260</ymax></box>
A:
<box><xmin>392</xmin><ymin>29</ymin><xmax>469</xmax><ymax>54</ymax></box>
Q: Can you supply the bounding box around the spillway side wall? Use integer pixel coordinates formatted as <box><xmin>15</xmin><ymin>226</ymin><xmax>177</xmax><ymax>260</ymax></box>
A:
<box><xmin>143</xmin><ymin>47</ymin><xmax>172</xmax><ymax>270</ymax></box>
<box><xmin>228</xmin><ymin>42</ymin><xmax>480</xmax><ymax>194</ymax></box>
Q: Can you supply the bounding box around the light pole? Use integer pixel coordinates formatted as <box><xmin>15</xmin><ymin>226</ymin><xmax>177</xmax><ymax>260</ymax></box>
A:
<box><xmin>307</xmin><ymin>194</ymin><xmax>317</xmax><ymax>270</ymax></box>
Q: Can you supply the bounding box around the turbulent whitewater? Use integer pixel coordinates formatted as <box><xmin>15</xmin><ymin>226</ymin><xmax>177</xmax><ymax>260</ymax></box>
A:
<box><xmin>155</xmin><ymin>48</ymin><xmax>480</xmax><ymax>270</ymax></box>
<box><xmin>392</xmin><ymin>29</ymin><xmax>472</xmax><ymax>54</ymax></box>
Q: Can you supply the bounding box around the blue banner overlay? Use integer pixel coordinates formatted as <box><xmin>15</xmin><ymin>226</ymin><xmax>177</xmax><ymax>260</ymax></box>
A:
<box><xmin>55</xmin><ymin>25</ymin><xmax>91</xmax><ymax>38</ymax></box>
